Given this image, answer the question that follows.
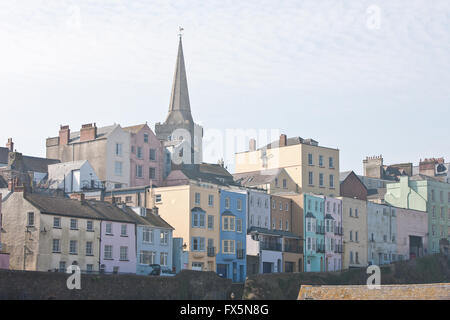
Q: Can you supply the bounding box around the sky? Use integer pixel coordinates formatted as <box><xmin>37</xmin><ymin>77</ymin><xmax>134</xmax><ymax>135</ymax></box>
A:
<box><xmin>0</xmin><ymin>0</ymin><xmax>449</xmax><ymax>174</ymax></box>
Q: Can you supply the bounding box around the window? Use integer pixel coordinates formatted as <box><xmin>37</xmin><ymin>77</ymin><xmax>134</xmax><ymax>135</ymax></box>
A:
<box><xmin>149</xmin><ymin>148</ymin><xmax>156</xmax><ymax>161</ymax></box>
<box><xmin>223</xmin><ymin>216</ymin><xmax>236</xmax><ymax>231</ymax></box>
<box><xmin>140</xmin><ymin>250</ymin><xmax>155</xmax><ymax>264</ymax></box>
<box><xmin>431</xmin><ymin>190</ymin><xmax>435</xmax><ymax>201</ymax></box>
<box><xmin>87</xmin><ymin>220</ymin><xmax>93</xmax><ymax>231</ymax></box>
<box><xmin>207</xmin><ymin>215</ymin><xmax>214</xmax><ymax>230</ymax></box>
<box><xmin>308</xmin><ymin>172</ymin><xmax>313</xmax><ymax>185</ymax></box>
<box><xmin>137</xmin><ymin>147</ymin><xmax>143</xmax><ymax>159</ymax></box>
<box><xmin>279</xmin><ymin>219</ymin><xmax>282</xmax><ymax>230</ymax></box>
<box><xmin>144</xmin><ymin>133</ymin><xmax>149</xmax><ymax>143</ymax></box>
<box><xmin>155</xmin><ymin>194</ymin><xmax>161</xmax><ymax>203</ymax></box>
<box><xmin>53</xmin><ymin>217</ymin><xmax>61</xmax><ymax>228</ymax></box>
<box><xmin>115</xmin><ymin>143</ymin><xmax>122</xmax><ymax>156</ymax></box>
<box><xmin>355</xmin><ymin>252</ymin><xmax>359</xmax><ymax>264</ymax></box>
<box><xmin>355</xmin><ymin>231</ymin><xmax>359</xmax><ymax>242</ymax></box>
<box><xmin>86</xmin><ymin>264</ymin><xmax>93</xmax><ymax>273</ymax></box>
<box><xmin>160</xmin><ymin>252</ymin><xmax>168</xmax><ymax>266</ymax></box>
<box><xmin>319</xmin><ymin>155</ymin><xmax>323</xmax><ymax>167</ymax></box>
<box><xmin>283</xmin><ymin>179</ymin><xmax>287</xmax><ymax>188</ymax></box>
<box><xmin>223</xmin><ymin>240</ymin><xmax>235</xmax><ymax>254</ymax></box>
<box><xmin>209</xmin><ymin>195</ymin><xmax>214</xmax><ymax>207</ymax></box>
<box><xmin>69</xmin><ymin>240</ymin><xmax>77</xmax><ymax>254</ymax></box>
<box><xmin>120</xmin><ymin>246</ymin><xmax>128</xmax><ymax>261</ymax></box>
<box><xmin>52</xmin><ymin>239</ymin><xmax>61</xmax><ymax>253</ymax></box>
<box><xmin>136</xmin><ymin>165</ymin><xmax>143</xmax><ymax>178</ymax></box>
<box><xmin>286</xmin><ymin>220</ymin><xmax>289</xmax><ymax>231</ymax></box>
<box><xmin>257</xmin><ymin>216</ymin><xmax>261</xmax><ymax>227</ymax></box>
<box><xmin>86</xmin><ymin>242</ymin><xmax>93</xmax><ymax>255</ymax></box>
<box><xmin>440</xmin><ymin>191</ymin><xmax>444</xmax><ymax>203</ymax></box>
<box><xmin>121</xmin><ymin>224</ymin><xmax>127</xmax><ymax>236</ymax></box>
<box><xmin>114</xmin><ymin>161</ymin><xmax>122</xmax><ymax>176</ymax></box>
<box><xmin>275</xmin><ymin>178</ymin><xmax>278</xmax><ymax>187</ymax></box>
<box><xmin>70</xmin><ymin>218</ymin><xmax>78</xmax><ymax>230</ymax></box>
<box><xmin>105</xmin><ymin>223</ymin><xmax>113</xmax><ymax>235</ymax></box>
<box><xmin>279</xmin><ymin>202</ymin><xmax>283</xmax><ymax>211</ymax></box>
<box><xmin>104</xmin><ymin>245</ymin><xmax>113</xmax><ymax>259</ymax></box>
<box><xmin>329</xmin><ymin>174</ymin><xmax>334</xmax><ymax>188</ymax></box>
<box><xmin>142</xmin><ymin>227</ymin><xmax>154</xmax><ymax>243</ymax></box>
<box><xmin>192</xmin><ymin>211</ymin><xmax>205</xmax><ymax>228</ymax></box>
<box><xmin>308</xmin><ymin>153</ymin><xmax>313</xmax><ymax>165</ymax></box>
<box><xmin>149</xmin><ymin>167</ymin><xmax>156</xmax><ymax>179</ymax></box>
<box><xmin>237</xmin><ymin>199</ymin><xmax>242</xmax><ymax>211</ymax></box>
<box><xmin>192</xmin><ymin>237</ymin><xmax>205</xmax><ymax>251</ymax></box>
<box><xmin>329</xmin><ymin>157</ymin><xmax>334</xmax><ymax>168</ymax></box>
<box><xmin>27</xmin><ymin>212</ymin><xmax>34</xmax><ymax>226</ymax></box>
<box><xmin>257</xmin><ymin>198</ymin><xmax>261</xmax><ymax>207</ymax></box>
<box><xmin>265</xmin><ymin>199</ymin><xmax>268</xmax><ymax>208</ymax></box>
<box><xmin>160</xmin><ymin>231</ymin><xmax>169</xmax><ymax>245</ymax></box>
<box><xmin>383</xmin><ymin>235</ymin><xmax>387</xmax><ymax>242</ymax></box>
<box><xmin>432</xmin><ymin>206</ymin><xmax>436</xmax><ymax>218</ymax></box>
<box><xmin>59</xmin><ymin>261</ymin><xmax>66</xmax><ymax>273</ymax></box>
<box><xmin>195</xmin><ymin>193</ymin><xmax>200</xmax><ymax>205</ymax></box>
<box><xmin>236</xmin><ymin>219</ymin><xmax>242</xmax><ymax>232</ymax></box>
<box><xmin>355</xmin><ymin>209</ymin><xmax>358</xmax><ymax>217</ymax></box>
<box><xmin>349</xmin><ymin>230</ymin><xmax>353</xmax><ymax>241</ymax></box>
<box><xmin>131</xmin><ymin>146</ymin><xmax>135</xmax><ymax>154</ymax></box>
<box><xmin>441</xmin><ymin>207</ymin><xmax>445</xmax><ymax>219</ymax></box>
<box><xmin>273</xmin><ymin>200</ymin><xmax>276</xmax><ymax>209</ymax></box>
<box><xmin>350</xmin><ymin>251</ymin><xmax>354</xmax><ymax>263</ymax></box>
<box><xmin>349</xmin><ymin>208</ymin><xmax>353</xmax><ymax>217</ymax></box>
<box><xmin>319</xmin><ymin>173</ymin><xmax>324</xmax><ymax>186</ymax></box>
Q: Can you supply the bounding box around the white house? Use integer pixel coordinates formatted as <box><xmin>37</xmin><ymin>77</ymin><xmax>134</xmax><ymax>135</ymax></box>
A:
<box><xmin>47</xmin><ymin>160</ymin><xmax>102</xmax><ymax>193</ymax></box>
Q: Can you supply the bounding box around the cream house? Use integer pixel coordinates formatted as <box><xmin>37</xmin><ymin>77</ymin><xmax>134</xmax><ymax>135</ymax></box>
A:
<box><xmin>235</xmin><ymin>135</ymin><xmax>340</xmax><ymax>197</ymax></box>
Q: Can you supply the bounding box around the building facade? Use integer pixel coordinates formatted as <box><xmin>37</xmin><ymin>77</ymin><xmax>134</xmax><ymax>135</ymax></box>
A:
<box><xmin>216</xmin><ymin>189</ymin><xmax>247</xmax><ymax>282</ymax></box>
<box><xmin>396</xmin><ymin>207</ymin><xmax>428</xmax><ymax>260</ymax></box>
<box><xmin>384</xmin><ymin>175</ymin><xmax>450</xmax><ymax>254</ymax></box>
<box><xmin>0</xmin><ymin>193</ymin><xmax>10</xmax><ymax>269</ymax></box>
<box><xmin>235</xmin><ymin>135</ymin><xmax>340</xmax><ymax>197</ymax></box>
<box><xmin>47</xmin><ymin>160</ymin><xmax>102</xmax><ymax>193</ymax></box>
<box><xmin>303</xmin><ymin>193</ymin><xmax>325</xmax><ymax>272</ymax></box>
<box><xmin>367</xmin><ymin>202</ymin><xmax>397</xmax><ymax>265</ymax></box>
<box><xmin>324</xmin><ymin>196</ymin><xmax>343</xmax><ymax>271</ymax></box>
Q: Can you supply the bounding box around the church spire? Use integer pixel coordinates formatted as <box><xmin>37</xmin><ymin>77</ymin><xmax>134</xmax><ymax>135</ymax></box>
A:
<box><xmin>165</xmin><ymin>33</ymin><xmax>194</xmax><ymax>125</ymax></box>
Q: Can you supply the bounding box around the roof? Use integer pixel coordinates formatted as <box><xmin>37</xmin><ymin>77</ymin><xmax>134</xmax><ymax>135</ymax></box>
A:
<box><xmin>248</xmin><ymin>226</ymin><xmax>300</xmax><ymax>239</ymax></box>
<box><xmin>53</xmin><ymin>124</ymin><xmax>120</xmax><ymax>145</ymax></box>
<box><xmin>305</xmin><ymin>212</ymin><xmax>316</xmax><ymax>218</ymax></box>
<box><xmin>233</xmin><ymin>168</ymin><xmax>282</xmax><ymax>187</ymax></box>
<box><xmin>24</xmin><ymin>193</ymin><xmax>138</xmax><ymax>223</ymax></box>
<box><xmin>122</xmin><ymin>124</ymin><xmax>147</xmax><ymax>134</ymax></box>
<box><xmin>0</xmin><ymin>175</ymin><xmax>7</xmax><ymax>188</ymax></box>
<box><xmin>409</xmin><ymin>174</ymin><xmax>442</xmax><ymax>182</ymax></box>
<box><xmin>0</xmin><ymin>147</ymin><xmax>9</xmax><ymax>164</ymax></box>
<box><xmin>174</xmin><ymin>163</ymin><xmax>237</xmax><ymax>186</ymax></box>
<box><xmin>339</xmin><ymin>171</ymin><xmax>353</xmax><ymax>182</ymax></box>
<box><xmin>140</xmin><ymin>210</ymin><xmax>174</xmax><ymax>230</ymax></box>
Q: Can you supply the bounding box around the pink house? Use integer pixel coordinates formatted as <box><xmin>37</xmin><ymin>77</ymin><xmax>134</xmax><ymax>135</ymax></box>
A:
<box><xmin>124</xmin><ymin>124</ymin><xmax>164</xmax><ymax>188</ymax></box>
<box><xmin>396</xmin><ymin>208</ymin><xmax>428</xmax><ymax>260</ymax></box>
<box><xmin>0</xmin><ymin>193</ymin><xmax>10</xmax><ymax>269</ymax></box>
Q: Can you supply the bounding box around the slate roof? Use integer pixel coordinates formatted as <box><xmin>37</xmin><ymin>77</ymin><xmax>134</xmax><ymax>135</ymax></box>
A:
<box><xmin>56</xmin><ymin>124</ymin><xmax>119</xmax><ymax>145</ymax></box>
<box><xmin>233</xmin><ymin>168</ymin><xmax>282</xmax><ymax>187</ymax></box>
<box><xmin>122</xmin><ymin>124</ymin><xmax>147</xmax><ymax>134</ymax></box>
<box><xmin>0</xmin><ymin>147</ymin><xmax>9</xmax><ymax>164</ymax></box>
<box><xmin>139</xmin><ymin>209</ymin><xmax>174</xmax><ymax>230</ymax></box>
<box><xmin>0</xmin><ymin>150</ymin><xmax>60</xmax><ymax>173</ymax></box>
<box><xmin>409</xmin><ymin>174</ymin><xmax>442</xmax><ymax>182</ymax></box>
<box><xmin>258</xmin><ymin>136</ymin><xmax>325</xmax><ymax>150</ymax></box>
<box><xmin>339</xmin><ymin>171</ymin><xmax>353</xmax><ymax>182</ymax></box>
<box><xmin>248</xmin><ymin>226</ymin><xmax>300</xmax><ymax>239</ymax></box>
<box><xmin>176</xmin><ymin>163</ymin><xmax>237</xmax><ymax>186</ymax></box>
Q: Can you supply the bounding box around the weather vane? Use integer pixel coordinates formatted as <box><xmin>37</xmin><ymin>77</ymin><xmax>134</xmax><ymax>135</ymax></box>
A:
<box><xmin>178</xmin><ymin>26</ymin><xmax>184</xmax><ymax>38</ymax></box>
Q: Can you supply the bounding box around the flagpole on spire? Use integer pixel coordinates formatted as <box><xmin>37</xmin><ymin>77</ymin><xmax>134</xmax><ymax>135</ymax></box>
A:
<box><xmin>178</xmin><ymin>26</ymin><xmax>184</xmax><ymax>39</ymax></box>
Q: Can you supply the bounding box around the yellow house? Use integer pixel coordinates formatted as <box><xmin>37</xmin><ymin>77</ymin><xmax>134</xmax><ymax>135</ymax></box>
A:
<box><xmin>338</xmin><ymin>196</ymin><xmax>368</xmax><ymax>269</ymax></box>
<box><xmin>148</xmin><ymin>164</ymin><xmax>234</xmax><ymax>272</ymax></box>
<box><xmin>235</xmin><ymin>135</ymin><xmax>340</xmax><ymax>197</ymax></box>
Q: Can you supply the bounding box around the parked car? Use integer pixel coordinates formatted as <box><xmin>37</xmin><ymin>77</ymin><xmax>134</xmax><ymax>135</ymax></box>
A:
<box><xmin>160</xmin><ymin>266</ymin><xmax>176</xmax><ymax>277</ymax></box>
<box><xmin>148</xmin><ymin>264</ymin><xmax>161</xmax><ymax>276</ymax></box>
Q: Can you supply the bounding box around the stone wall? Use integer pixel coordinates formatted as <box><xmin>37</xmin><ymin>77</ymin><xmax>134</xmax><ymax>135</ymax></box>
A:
<box><xmin>0</xmin><ymin>269</ymin><xmax>233</xmax><ymax>300</ymax></box>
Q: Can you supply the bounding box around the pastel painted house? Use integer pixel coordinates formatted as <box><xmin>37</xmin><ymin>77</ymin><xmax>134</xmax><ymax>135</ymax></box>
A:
<box><xmin>323</xmin><ymin>196</ymin><xmax>343</xmax><ymax>271</ymax></box>
<box><xmin>131</xmin><ymin>206</ymin><xmax>174</xmax><ymax>275</ymax></box>
<box><xmin>47</xmin><ymin>160</ymin><xmax>103</xmax><ymax>193</ymax></box>
<box><xmin>216</xmin><ymin>189</ymin><xmax>247</xmax><ymax>282</ymax></box>
<box><xmin>303</xmin><ymin>193</ymin><xmax>325</xmax><ymax>272</ymax></box>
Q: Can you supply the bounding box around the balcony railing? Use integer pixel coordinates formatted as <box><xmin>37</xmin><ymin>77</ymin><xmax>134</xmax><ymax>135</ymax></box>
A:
<box><xmin>81</xmin><ymin>180</ymin><xmax>105</xmax><ymax>191</ymax></box>
<box><xmin>334</xmin><ymin>245</ymin><xmax>344</xmax><ymax>253</ymax></box>
<box><xmin>334</xmin><ymin>227</ymin><xmax>344</xmax><ymax>235</ymax></box>
<box><xmin>207</xmin><ymin>247</ymin><xmax>216</xmax><ymax>257</ymax></box>
<box><xmin>316</xmin><ymin>244</ymin><xmax>325</xmax><ymax>253</ymax></box>
<box><xmin>316</xmin><ymin>225</ymin><xmax>325</xmax><ymax>235</ymax></box>
<box><xmin>261</xmin><ymin>242</ymin><xmax>282</xmax><ymax>252</ymax></box>
<box><xmin>284</xmin><ymin>245</ymin><xmax>303</xmax><ymax>254</ymax></box>
<box><xmin>236</xmin><ymin>249</ymin><xmax>245</xmax><ymax>260</ymax></box>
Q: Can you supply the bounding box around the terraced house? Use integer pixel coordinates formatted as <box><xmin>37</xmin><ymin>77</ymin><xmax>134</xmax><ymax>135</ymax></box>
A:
<box><xmin>216</xmin><ymin>189</ymin><xmax>247</xmax><ymax>282</ymax></box>
<box><xmin>385</xmin><ymin>175</ymin><xmax>449</xmax><ymax>254</ymax></box>
<box><xmin>303</xmin><ymin>193</ymin><xmax>325</xmax><ymax>272</ymax></box>
<box><xmin>151</xmin><ymin>163</ymin><xmax>235</xmax><ymax>272</ymax></box>
<box><xmin>324</xmin><ymin>196</ymin><xmax>343</xmax><ymax>271</ymax></box>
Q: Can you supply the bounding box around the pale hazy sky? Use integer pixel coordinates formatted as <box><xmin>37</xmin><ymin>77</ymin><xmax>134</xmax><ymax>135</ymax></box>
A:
<box><xmin>1</xmin><ymin>1</ymin><xmax>449</xmax><ymax>174</ymax></box>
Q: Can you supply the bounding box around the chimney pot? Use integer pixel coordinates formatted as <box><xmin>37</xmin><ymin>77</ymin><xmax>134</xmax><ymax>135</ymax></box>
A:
<box><xmin>6</xmin><ymin>138</ymin><xmax>14</xmax><ymax>152</ymax></box>
<box><xmin>80</xmin><ymin>123</ymin><xmax>97</xmax><ymax>142</ymax></box>
<box><xmin>59</xmin><ymin>125</ymin><xmax>70</xmax><ymax>145</ymax></box>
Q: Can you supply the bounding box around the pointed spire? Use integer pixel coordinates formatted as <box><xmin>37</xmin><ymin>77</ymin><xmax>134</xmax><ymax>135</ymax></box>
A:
<box><xmin>165</xmin><ymin>35</ymin><xmax>194</xmax><ymax>125</ymax></box>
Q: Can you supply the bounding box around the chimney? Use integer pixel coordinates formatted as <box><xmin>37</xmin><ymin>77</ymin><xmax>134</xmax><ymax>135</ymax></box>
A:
<box><xmin>80</xmin><ymin>123</ymin><xmax>97</xmax><ymax>142</ymax></box>
<box><xmin>249</xmin><ymin>138</ymin><xmax>256</xmax><ymax>152</ymax></box>
<box><xmin>279</xmin><ymin>134</ymin><xmax>287</xmax><ymax>147</ymax></box>
<box><xmin>69</xmin><ymin>193</ymin><xmax>85</xmax><ymax>201</ymax></box>
<box><xmin>59</xmin><ymin>125</ymin><xmax>70</xmax><ymax>145</ymax></box>
<box><xmin>6</xmin><ymin>138</ymin><xmax>14</xmax><ymax>152</ymax></box>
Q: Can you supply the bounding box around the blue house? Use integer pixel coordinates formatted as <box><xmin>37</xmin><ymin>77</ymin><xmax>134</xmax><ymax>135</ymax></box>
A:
<box><xmin>131</xmin><ymin>207</ymin><xmax>175</xmax><ymax>275</ymax></box>
<box><xmin>216</xmin><ymin>189</ymin><xmax>247</xmax><ymax>282</ymax></box>
<box><xmin>303</xmin><ymin>193</ymin><xmax>325</xmax><ymax>272</ymax></box>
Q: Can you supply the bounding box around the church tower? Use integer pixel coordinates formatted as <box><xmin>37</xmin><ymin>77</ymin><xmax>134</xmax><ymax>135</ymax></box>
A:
<box><xmin>155</xmin><ymin>34</ymin><xmax>203</xmax><ymax>167</ymax></box>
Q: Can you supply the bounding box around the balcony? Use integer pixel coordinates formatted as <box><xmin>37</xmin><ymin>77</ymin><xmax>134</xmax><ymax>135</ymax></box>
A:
<box><xmin>316</xmin><ymin>244</ymin><xmax>325</xmax><ymax>253</ymax></box>
<box><xmin>334</xmin><ymin>245</ymin><xmax>344</xmax><ymax>253</ymax></box>
<box><xmin>261</xmin><ymin>242</ymin><xmax>282</xmax><ymax>252</ymax></box>
<box><xmin>334</xmin><ymin>227</ymin><xmax>343</xmax><ymax>236</ymax></box>
<box><xmin>81</xmin><ymin>180</ymin><xmax>105</xmax><ymax>191</ymax></box>
<box><xmin>284</xmin><ymin>245</ymin><xmax>303</xmax><ymax>254</ymax></box>
<box><xmin>207</xmin><ymin>247</ymin><xmax>216</xmax><ymax>257</ymax></box>
<box><xmin>316</xmin><ymin>225</ymin><xmax>325</xmax><ymax>235</ymax></box>
<box><xmin>236</xmin><ymin>249</ymin><xmax>245</xmax><ymax>260</ymax></box>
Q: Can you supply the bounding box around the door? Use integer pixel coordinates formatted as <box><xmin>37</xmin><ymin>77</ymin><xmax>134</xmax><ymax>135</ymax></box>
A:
<box><xmin>263</xmin><ymin>262</ymin><xmax>273</xmax><ymax>273</ymax></box>
<box><xmin>217</xmin><ymin>264</ymin><xmax>228</xmax><ymax>278</ymax></box>
<box><xmin>306</xmin><ymin>259</ymin><xmax>311</xmax><ymax>272</ymax></box>
<box><xmin>239</xmin><ymin>265</ymin><xmax>244</xmax><ymax>282</ymax></box>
